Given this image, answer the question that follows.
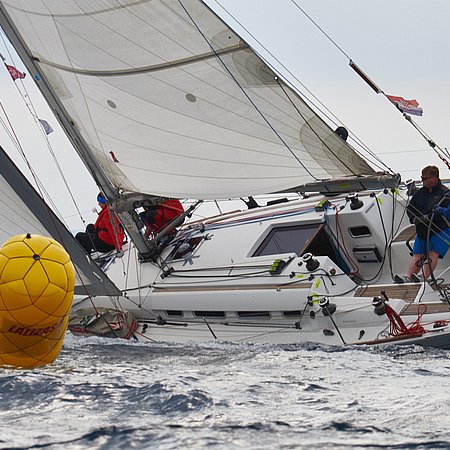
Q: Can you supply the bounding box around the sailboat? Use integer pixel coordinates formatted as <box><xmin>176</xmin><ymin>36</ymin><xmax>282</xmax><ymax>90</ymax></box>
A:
<box><xmin>0</xmin><ymin>0</ymin><xmax>449</xmax><ymax>348</ymax></box>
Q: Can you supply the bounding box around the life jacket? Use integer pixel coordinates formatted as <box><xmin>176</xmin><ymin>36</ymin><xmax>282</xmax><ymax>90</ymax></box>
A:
<box><xmin>143</xmin><ymin>199</ymin><xmax>184</xmax><ymax>235</ymax></box>
<box><xmin>407</xmin><ymin>182</ymin><xmax>450</xmax><ymax>238</ymax></box>
<box><xmin>94</xmin><ymin>207</ymin><xmax>124</xmax><ymax>249</ymax></box>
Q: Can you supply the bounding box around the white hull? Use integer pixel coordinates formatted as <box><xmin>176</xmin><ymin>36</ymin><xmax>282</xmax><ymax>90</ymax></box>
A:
<box><xmin>72</xmin><ymin>189</ymin><xmax>450</xmax><ymax>349</ymax></box>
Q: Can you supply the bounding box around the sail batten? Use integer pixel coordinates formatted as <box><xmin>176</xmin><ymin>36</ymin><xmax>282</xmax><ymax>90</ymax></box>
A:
<box><xmin>37</xmin><ymin>43</ymin><xmax>249</xmax><ymax>76</ymax></box>
<box><xmin>0</xmin><ymin>0</ymin><xmax>377</xmax><ymax>200</ymax></box>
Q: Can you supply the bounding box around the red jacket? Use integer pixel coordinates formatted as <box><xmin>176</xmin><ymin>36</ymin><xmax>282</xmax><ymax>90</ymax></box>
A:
<box><xmin>94</xmin><ymin>207</ymin><xmax>124</xmax><ymax>249</ymax></box>
<box><xmin>143</xmin><ymin>199</ymin><xmax>184</xmax><ymax>236</ymax></box>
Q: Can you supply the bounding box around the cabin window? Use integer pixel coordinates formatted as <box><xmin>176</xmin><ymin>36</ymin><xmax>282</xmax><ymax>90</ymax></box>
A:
<box><xmin>348</xmin><ymin>226</ymin><xmax>371</xmax><ymax>238</ymax></box>
<box><xmin>237</xmin><ymin>311</ymin><xmax>270</xmax><ymax>319</ymax></box>
<box><xmin>193</xmin><ymin>311</ymin><xmax>225</xmax><ymax>318</ymax></box>
<box><xmin>253</xmin><ymin>224</ymin><xmax>322</xmax><ymax>257</ymax></box>
<box><xmin>252</xmin><ymin>223</ymin><xmax>351</xmax><ymax>271</ymax></box>
<box><xmin>282</xmin><ymin>310</ymin><xmax>303</xmax><ymax>318</ymax></box>
<box><xmin>166</xmin><ymin>310</ymin><xmax>183</xmax><ymax>317</ymax></box>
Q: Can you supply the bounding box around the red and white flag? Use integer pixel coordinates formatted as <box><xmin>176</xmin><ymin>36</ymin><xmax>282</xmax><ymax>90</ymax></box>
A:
<box><xmin>386</xmin><ymin>94</ymin><xmax>423</xmax><ymax>116</ymax></box>
<box><xmin>5</xmin><ymin>64</ymin><xmax>26</xmax><ymax>81</ymax></box>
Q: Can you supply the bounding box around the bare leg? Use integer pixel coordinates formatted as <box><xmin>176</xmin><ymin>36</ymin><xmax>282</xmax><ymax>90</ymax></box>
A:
<box><xmin>407</xmin><ymin>254</ymin><xmax>423</xmax><ymax>278</ymax></box>
<box><xmin>422</xmin><ymin>250</ymin><xmax>439</xmax><ymax>279</ymax></box>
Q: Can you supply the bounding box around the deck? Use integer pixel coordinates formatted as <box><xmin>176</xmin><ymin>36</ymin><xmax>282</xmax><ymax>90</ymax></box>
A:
<box><xmin>355</xmin><ymin>283</ymin><xmax>421</xmax><ymax>302</ymax></box>
<box><xmin>355</xmin><ymin>283</ymin><xmax>450</xmax><ymax>316</ymax></box>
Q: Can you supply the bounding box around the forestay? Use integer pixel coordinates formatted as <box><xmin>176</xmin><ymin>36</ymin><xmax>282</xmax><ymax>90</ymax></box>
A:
<box><xmin>0</xmin><ymin>0</ymin><xmax>376</xmax><ymax>199</ymax></box>
<box><xmin>0</xmin><ymin>146</ymin><xmax>122</xmax><ymax>297</ymax></box>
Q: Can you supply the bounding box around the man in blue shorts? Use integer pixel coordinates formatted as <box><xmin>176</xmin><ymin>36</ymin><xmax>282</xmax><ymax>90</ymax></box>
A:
<box><xmin>397</xmin><ymin>166</ymin><xmax>450</xmax><ymax>282</ymax></box>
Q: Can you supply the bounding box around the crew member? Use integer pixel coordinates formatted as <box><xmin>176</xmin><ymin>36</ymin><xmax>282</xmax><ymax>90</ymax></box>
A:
<box><xmin>76</xmin><ymin>192</ymin><xmax>125</xmax><ymax>254</ymax></box>
<box><xmin>397</xmin><ymin>166</ymin><xmax>450</xmax><ymax>282</ymax></box>
<box><xmin>140</xmin><ymin>199</ymin><xmax>184</xmax><ymax>238</ymax></box>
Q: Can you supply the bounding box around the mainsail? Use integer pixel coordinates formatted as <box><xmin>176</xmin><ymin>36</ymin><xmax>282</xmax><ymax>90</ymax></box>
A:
<box><xmin>0</xmin><ymin>146</ymin><xmax>122</xmax><ymax>297</ymax></box>
<box><xmin>0</xmin><ymin>0</ymin><xmax>377</xmax><ymax>201</ymax></box>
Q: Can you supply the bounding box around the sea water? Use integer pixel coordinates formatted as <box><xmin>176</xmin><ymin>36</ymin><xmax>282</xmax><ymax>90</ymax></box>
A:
<box><xmin>0</xmin><ymin>336</ymin><xmax>449</xmax><ymax>449</ymax></box>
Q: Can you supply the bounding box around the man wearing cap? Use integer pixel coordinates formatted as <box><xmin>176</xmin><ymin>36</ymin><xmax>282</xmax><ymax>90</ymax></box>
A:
<box><xmin>76</xmin><ymin>192</ymin><xmax>125</xmax><ymax>254</ymax></box>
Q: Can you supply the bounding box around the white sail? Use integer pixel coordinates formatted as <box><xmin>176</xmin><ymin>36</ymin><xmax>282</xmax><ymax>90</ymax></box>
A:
<box><xmin>0</xmin><ymin>0</ymin><xmax>375</xmax><ymax>200</ymax></box>
<box><xmin>0</xmin><ymin>146</ymin><xmax>122</xmax><ymax>297</ymax></box>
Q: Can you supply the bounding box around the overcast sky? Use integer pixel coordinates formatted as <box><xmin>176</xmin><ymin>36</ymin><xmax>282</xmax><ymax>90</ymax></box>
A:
<box><xmin>0</xmin><ymin>0</ymin><xmax>449</xmax><ymax>231</ymax></box>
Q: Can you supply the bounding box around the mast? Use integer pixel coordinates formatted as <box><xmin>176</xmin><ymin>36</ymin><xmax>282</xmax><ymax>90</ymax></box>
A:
<box><xmin>0</xmin><ymin>4</ymin><xmax>153</xmax><ymax>255</ymax></box>
<box><xmin>0</xmin><ymin>145</ymin><xmax>122</xmax><ymax>296</ymax></box>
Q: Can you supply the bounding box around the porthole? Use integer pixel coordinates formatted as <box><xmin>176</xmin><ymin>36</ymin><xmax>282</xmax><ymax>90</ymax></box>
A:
<box><xmin>282</xmin><ymin>310</ymin><xmax>303</xmax><ymax>318</ymax></box>
<box><xmin>349</xmin><ymin>226</ymin><xmax>371</xmax><ymax>238</ymax></box>
<box><xmin>166</xmin><ymin>310</ymin><xmax>183</xmax><ymax>317</ymax></box>
<box><xmin>237</xmin><ymin>311</ymin><xmax>270</xmax><ymax>319</ymax></box>
<box><xmin>194</xmin><ymin>311</ymin><xmax>225</xmax><ymax>318</ymax></box>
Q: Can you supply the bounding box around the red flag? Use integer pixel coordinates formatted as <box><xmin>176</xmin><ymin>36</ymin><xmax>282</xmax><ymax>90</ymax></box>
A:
<box><xmin>5</xmin><ymin>64</ymin><xmax>26</xmax><ymax>81</ymax></box>
<box><xmin>386</xmin><ymin>94</ymin><xmax>423</xmax><ymax>116</ymax></box>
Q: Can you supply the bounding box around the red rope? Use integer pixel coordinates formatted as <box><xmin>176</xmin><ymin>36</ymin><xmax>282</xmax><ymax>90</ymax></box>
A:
<box><xmin>384</xmin><ymin>304</ymin><xmax>425</xmax><ymax>336</ymax></box>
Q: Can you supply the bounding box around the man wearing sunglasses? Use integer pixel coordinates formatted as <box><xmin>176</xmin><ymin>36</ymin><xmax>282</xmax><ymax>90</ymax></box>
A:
<box><xmin>396</xmin><ymin>165</ymin><xmax>450</xmax><ymax>283</ymax></box>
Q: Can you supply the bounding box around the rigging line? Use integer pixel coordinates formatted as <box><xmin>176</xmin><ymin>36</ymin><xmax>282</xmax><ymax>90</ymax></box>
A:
<box><xmin>0</xmin><ymin>45</ymin><xmax>111</xmax><ymax>302</ymax></box>
<box><xmin>287</xmin><ymin>3</ymin><xmax>389</xmax><ymax>172</ymax></box>
<box><xmin>290</xmin><ymin>0</ymin><xmax>350</xmax><ymax>60</ymax></box>
<box><xmin>0</xmin><ymin>111</ymin><xmax>104</xmax><ymax>303</ymax></box>
<box><xmin>34</xmin><ymin>117</ymin><xmax>88</xmax><ymax>226</ymax></box>
<box><xmin>0</xmin><ymin>101</ymin><xmax>46</xmax><ymax>199</ymax></box>
<box><xmin>64</xmin><ymin>0</ymin><xmax>298</xmax><ymax>149</ymax></box>
<box><xmin>289</xmin><ymin>1</ymin><xmax>448</xmax><ymax>169</ymax></box>
<box><xmin>424</xmin><ymin>209</ymin><xmax>449</xmax><ymax>302</ymax></box>
<box><xmin>275</xmin><ymin>78</ymin><xmax>359</xmax><ymax>176</ymax></box>
<box><xmin>54</xmin><ymin>1</ymin><xmax>292</xmax><ymax>140</ymax></box>
<box><xmin>151</xmin><ymin>272</ymin><xmax>289</xmax><ymax>285</ymax></box>
<box><xmin>172</xmin><ymin>264</ymin><xmax>273</xmax><ymax>273</ymax></box>
<box><xmin>214</xmin><ymin>200</ymin><xmax>223</xmax><ymax>215</ymax></box>
<box><xmin>334</xmin><ymin>204</ymin><xmax>359</xmax><ymax>273</ymax></box>
<box><xmin>47</xmin><ymin>16</ymin><xmax>116</xmax><ymax>197</ymax></box>
<box><xmin>205</xmin><ymin>207</ymin><xmax>316</xmax><ymax>230</ymax></box>
<box><xmin>233</xmin><ymin>326</ymin><xmax>297</xmax><ymax>343</ymax></box>
<box><xmin>22</xmin><ymin>97</ymin><xmax>88</xmax><ymax>226</ymax></box>
<box><xmin>0</xmin><ymin>99</ymin><xmax>78</xmax><ymax>228</ymax></box>
<box><xmin>179</xmin><ymin>0</ymin><xmax>318</xmax><ymax>181</ymax></box>
<box><xmin>394</xmin><ymin>193</ymin><xmax>450</xmax><ymax>247</ymax></box>
<box><xmin>403</xmin><ymin>114</ymin><xmax>450</xmax><ymax>169</ymax></box>
<box><xmin>0</xmin><ymin>32</ymin><xmax>86</xmax><ymax>227</ymax></box>
<box><xmin>0</xmin><ymin>117</ymin><xmax>66</xmax><ymax>224</ymax></box>
<box><xmin>390</xmin><ymin>189</ymin><xmax>410</xmax><ymax>238</ymax></box>
<box><xmin>134</xmin><ymin>247</ymin><xmax>147</xmax><ymax>308</ymax></box>
<box><xmin>89</xmin><ymin>93</ymin><xmax>319</xmax><ymax>170</ymax></box>
<box><xmin>389</xmin><ymin>190</ymin><xmax>397</xmax><ymax>278</ymax></box>
<box><xmin>211</xmin><ymin>0</ymin><xmax>390</xmax><ymax>173</ymax></box>
<box><xmin>167</xmin><ymin>269</ymin><xmax>273</xmax><ymax>279</ymax></box>
<box><xmin>377</xmin><ymin>149</ymin><xmax>435</xmax><ymax>155</ymax></box>
<box><xmin>0</xmin><ymin>114</ymin><xmax>20</xmax><ymax>148</ymax></box>
<box><xmin>375</xmin><ymin>195</ymin><xmax>394</xmax><ymax>279</ymax></box>
<box><xmin>53</xmin><ymin>7</ymin><xmax>310</xmax><ymax>157</ymax></box>
<box><xmin>324</xmin><ymin>207</ymin><xmax>342</xmax><ymax>269</ymax></box>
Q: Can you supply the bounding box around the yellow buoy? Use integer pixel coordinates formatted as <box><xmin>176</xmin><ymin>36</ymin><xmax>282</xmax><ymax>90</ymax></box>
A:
<box><xmin>0</xmin><ymin>234</ymin><xmax>75</xmax><ymax>368</ymax></box>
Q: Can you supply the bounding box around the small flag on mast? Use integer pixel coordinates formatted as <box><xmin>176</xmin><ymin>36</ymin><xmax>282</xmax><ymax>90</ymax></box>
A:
<box><xmin>39</xmin><ymin>119</ymin><xmax>54</xmax><ymax>135</ymax></box>
<box><xmin>5</xmin><ymin>63</ymin><xmax>26</xmax><ymax>81</ymax></box>
<box><xmin>386</xmin><ymin>95</ymin><xmax>423</xmax><ymax>116</ymax></box>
